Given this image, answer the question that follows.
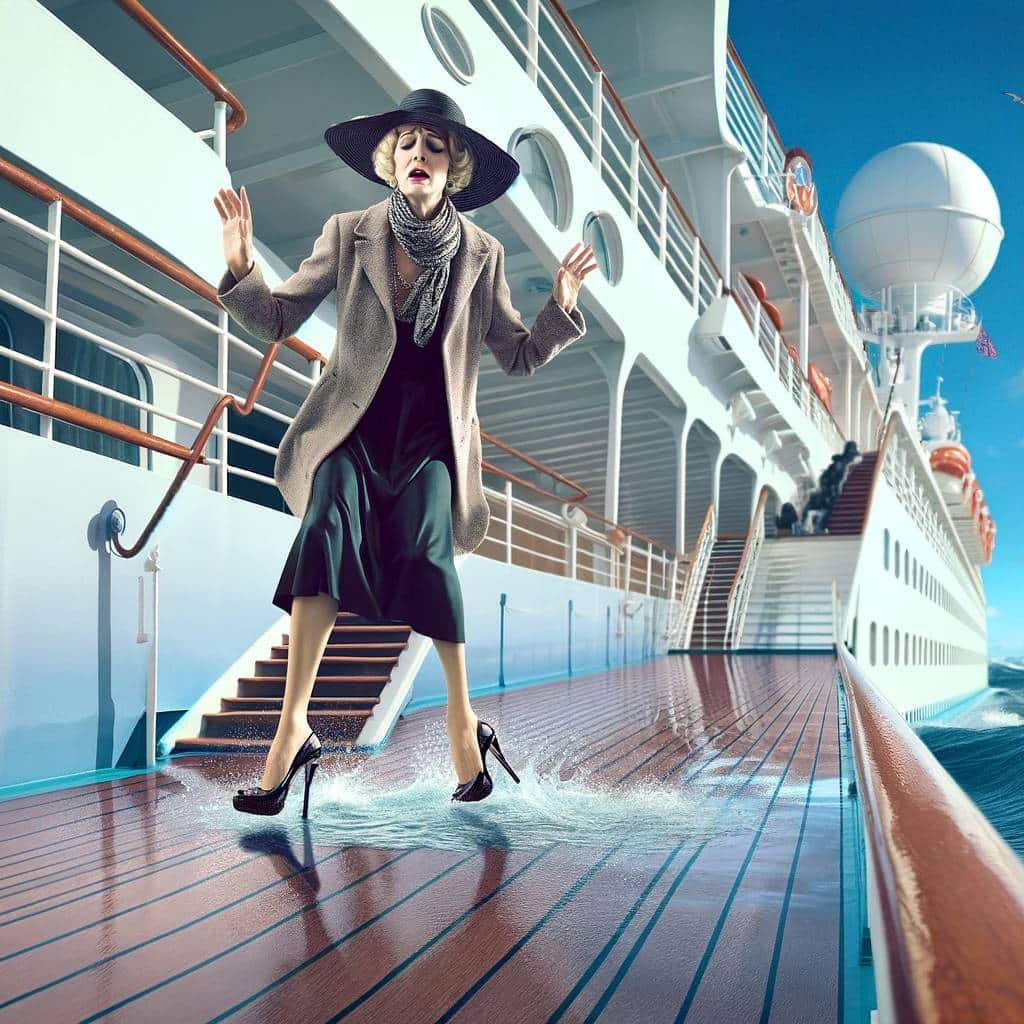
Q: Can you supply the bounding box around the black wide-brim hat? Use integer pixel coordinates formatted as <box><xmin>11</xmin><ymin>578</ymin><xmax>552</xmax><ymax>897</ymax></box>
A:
<box><xmin>323</xmin><ymin>88</ymin><xmax>520</xmax><ymax>212</ymax></box>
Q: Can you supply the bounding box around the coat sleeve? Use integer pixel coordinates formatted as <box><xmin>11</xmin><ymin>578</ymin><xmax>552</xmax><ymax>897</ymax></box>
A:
<box><xmin>215</xmin><ymin>214</ymin><xmax>340</xmax><ymax>349</ymax></box>
<box><xmin>483</xmin><ymin>242</ymin><xmax>586</xmax><ymax>377</ymax></box>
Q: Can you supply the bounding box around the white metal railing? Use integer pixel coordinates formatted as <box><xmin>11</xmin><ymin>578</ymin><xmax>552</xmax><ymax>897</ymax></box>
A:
<box><xmin>858</xmin><ymin>284</ymin><xmax>978</xmax><ymax>338</ymax></box>
<box><xmin>725</xmin><ymin>487</ymin><xmax>769</xmax><ymax>647</ymax></box>
<box><xmin>473</xmin><ymin>0</ymin><xmax>722</xmax><ymax>313</ymax></box>
<box><xmin>877</xmin><ymin>415</ymin><xmax>985</xmax><ymax>609</ymax></box>
<box><xmin>478</xmin><ymin>480</ymin><xmax>678</xmax><ymax>601</ymax></box>
<box><xmin>673</xmin><ymin>503</ymin><xmax>717</xmax><ymax>648</ymax></box>
<box><xmin>725</xmin><ymin>48</ymin><xmax>861</xmax><ymax>355</ymax></box>
<box><xmin>0</xmin><ymin>197</ymin><xmax>319</xmax><ymax>496</ymax></box>
<box><xmin>731</xmin><ymin>271</ymin><xmax>845</xmax><ymax>451</ymax></box>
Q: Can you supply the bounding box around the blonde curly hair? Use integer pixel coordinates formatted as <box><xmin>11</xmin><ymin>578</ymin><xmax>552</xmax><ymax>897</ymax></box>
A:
<box><xmin>371</xmin><ymin>123</ymin><xmax>475</xmax><ymax>194</ymax></box>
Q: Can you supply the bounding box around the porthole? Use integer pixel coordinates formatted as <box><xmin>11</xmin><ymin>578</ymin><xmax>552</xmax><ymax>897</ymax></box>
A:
<box><xmin>895</xmin><ymin>629</ymin><xmax>900</xmax><ymax>666</ymax></box>
<box><xmin>895</xmin><ymin>541</ymin><xmax>901</xmax><ymax>579</ymax></box>
<box><xmin>510</xmin><ymin>127</ymin><xmax>573</xmax><ymax>230</ymax></box>
<box><xmin>904</xmin><ymin>550</ymin><xmax>909</xmax><ymax>584</ymax></box>
<box><xmin>870</xmin><ymin>622</ymin><xmax>877</xmax><ymax>666</ymax></box>
<box><xmin>883</xmin><ymin>529</ymin><xmax>890</xmax><ymax>570</ymax></box>
<box><xmin>583</xmin><ymin>211</ymin><xmax>622</xmax><ymax>284</ymax></box>
<box><xmin>421</xmin><ymin>6</ymin><xmax>475</xmax><ymax>84</ymax></box>
<box><xmin>883</xmin><ymin>626</ymin><xmax>889</xmax><ymax>666</ymax></box>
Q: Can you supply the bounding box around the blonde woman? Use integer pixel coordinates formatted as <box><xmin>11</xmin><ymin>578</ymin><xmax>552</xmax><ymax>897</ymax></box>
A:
<box><xmin>214</xmin><ymin>89</ymin><xmax>596</xmax><ymax>815</ymax></box>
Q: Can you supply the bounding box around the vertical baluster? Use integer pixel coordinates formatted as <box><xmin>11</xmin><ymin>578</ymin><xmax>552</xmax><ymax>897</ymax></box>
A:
<box><xmin>591</xmin><ymin>71</ymin><xmax>603</xmax><ymax>172</ymax></box>
<box><xmin>691</xmin><ymin>234</ymin><xmax>701</xmax><ymax>310</ymax></box>
<box><xmin>659</xmin><ymin>186</ymin><xmax>668</xmax><ymax>266</ymax></box>
<box><xmin>41</xmin><ymin>199</ymin><xmax>61</xmax><ymax>443</ymax></box>
<box><xmin>505</xmin><ymin>479</ymin><xmax>513</xmax><ymax>564</ymax></box>
<box><xmin>630</xmin><ymin>139</ymin><xmax>640</xmax><ymax>226</ymax></box>
<box><xmin>646</xmin><ymin>541</ymin><xmax>652</xmax><ymax>596</ymax></box>
<box><xmin>527</xmin><ymin>0</ymin><xmax>539</xmax><ymax>83</ymax></box>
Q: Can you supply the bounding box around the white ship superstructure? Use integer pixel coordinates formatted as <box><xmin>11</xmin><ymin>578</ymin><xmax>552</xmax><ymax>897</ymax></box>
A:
<box><xmin>0</xmin><ymin>0</ymin><xmax>996</xmax><ymax>757</ymax></box>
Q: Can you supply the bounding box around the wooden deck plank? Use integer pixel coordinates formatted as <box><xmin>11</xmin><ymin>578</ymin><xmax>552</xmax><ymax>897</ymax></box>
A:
<box><xmin>0</xmin><ymin>654</ymin><xmax>847</xmax><ymax>1023</ymax></box>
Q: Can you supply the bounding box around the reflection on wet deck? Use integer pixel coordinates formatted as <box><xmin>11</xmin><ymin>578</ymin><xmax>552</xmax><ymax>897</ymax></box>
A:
<box><xmin>0</xmin><ymin>653</ymin><xmax>846</xmax><ymax>1023</ymax></box>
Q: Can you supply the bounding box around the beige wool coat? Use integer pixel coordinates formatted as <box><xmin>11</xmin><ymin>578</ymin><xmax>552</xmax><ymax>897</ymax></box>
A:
<box><xmin>215</xmin><ymin>197</ymin><xmax>587</xmax><ymax>556</ymax></box>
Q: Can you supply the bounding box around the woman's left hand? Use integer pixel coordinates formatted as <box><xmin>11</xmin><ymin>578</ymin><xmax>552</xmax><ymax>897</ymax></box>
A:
<box><xmin>553</xmin><ymin>243</ymin><xmax>598</xmax><ymax>315</ymax></box>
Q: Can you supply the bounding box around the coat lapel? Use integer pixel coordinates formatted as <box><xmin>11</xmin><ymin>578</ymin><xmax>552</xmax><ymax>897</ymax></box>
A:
<box><xmin>352</xmin><ymin>198</ymin><xmax>490</xmax><ymax>349</ymax></box>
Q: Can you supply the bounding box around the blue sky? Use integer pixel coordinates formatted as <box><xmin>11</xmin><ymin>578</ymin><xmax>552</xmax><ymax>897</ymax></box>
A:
<box><xmin>729</xmin><ymin>0</ymin><xmax>1023</xmax><ymax>657</ymax></box>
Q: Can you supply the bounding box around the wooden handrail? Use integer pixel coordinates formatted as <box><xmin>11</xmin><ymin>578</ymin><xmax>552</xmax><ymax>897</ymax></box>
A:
<box><xmin>0</xmin><ymin>380</ymin><xmax>207</xmax><ymax>463</ymax></box>
<box><xmin>837</xmin><ymin>646</ymin><xmax>1024</xmax><ymax>1021</ymax></box>
<box><xmin>113</xmin><ymin>0</ymin><xmax>247</xmax><ymax>133</ymax></box>
<box><xmin>480</xmin><ymin>429</ymin><xmax>588</xmax><ymax>505</ymax></box>
<box><xmin>546</xmin><ymin>0</ymin><xmax>726</xmax><ymax>288</ymax></box>
<box><xmin>575</xmin><ymin>503</ymin><xmax>677</xmax><ymax>559</ymax></box>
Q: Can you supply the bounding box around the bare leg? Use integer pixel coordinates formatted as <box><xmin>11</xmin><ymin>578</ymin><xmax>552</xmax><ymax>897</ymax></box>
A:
<box><xmin>433</xmin><ymin>638</ymin><xmax>484</xmax><ymax>785</ymax></box>
<box><xmin>259</xmin><ymin>592</ymin><xmax>339</xmax><ymax>790</ymax></box>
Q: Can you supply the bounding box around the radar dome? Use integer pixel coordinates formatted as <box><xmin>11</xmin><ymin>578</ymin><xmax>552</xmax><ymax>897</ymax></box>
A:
<box><xmin>834</xmin><ymin>142</ymin><xmax>1002</xmax><ymax>295</ymax></box>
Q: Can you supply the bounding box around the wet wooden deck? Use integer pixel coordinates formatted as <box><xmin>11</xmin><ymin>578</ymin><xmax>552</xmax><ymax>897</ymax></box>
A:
<box><xmin>0</xmin><ymin>654</ymin><xmax>848</xmax><ymax>1023</ymax></box>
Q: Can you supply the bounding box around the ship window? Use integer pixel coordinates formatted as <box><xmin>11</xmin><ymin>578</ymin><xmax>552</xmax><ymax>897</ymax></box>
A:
<box><xmin>422</xmin><ymin>6</ymin><xmax>475</xmax><ymax>84</ymax></box>
<box><xmin>904</xmin><ymin>632</ymin><xmax>909</xmax><ymax>665</ymax></box>
<box><xmin>883</xmin><ymin>529</ymin><xmax>890</xmax><ymax>569</ymax></box>
<box><xmin>904</xmin><ymin>549</ymin><xmax>910</xmax><ymax>583</ymax></box>
<box><xmin>870</xmin><ymin>622</ymin><xmax>877</xmax><ymax>665</ymax></box>
<box><xmin>883</xmin><ymin>626</ymin><xmax>889</xmax><ymax>666</ymax></box>
<box><xmin>511</xmin><ymin>128</ymin><xmax>573</xmax><ymax>230</ymax></box>
<box><xmin>912</xmin><ymin>559</ymin><xmax>917</xmax><ymax>590</ymax></box>
<box><xmin>894</xmin><ymin>629</ymin><xmax>900</xmax><ymax>666</ymax></box>
<box><xmin>894</xmin><ymin>541</ymin><xmax>900</xmax><ymax>578</ymax></box>
<box><xmin>583</xmin><ymin>211</ymin><xmax>622</xmax><ymax>284</ymax></box>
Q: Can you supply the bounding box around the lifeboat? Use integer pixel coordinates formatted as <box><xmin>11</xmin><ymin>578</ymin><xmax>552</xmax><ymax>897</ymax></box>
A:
<box><xmin>808</xmin><ymin>362</ymin><xmax>833</xmax><ymax>412</ymax></box>
<box><xmin>742</xmin><ymin>274</ymin><xmax>768</xmax><ymax>302</ymax></box>
<box><xmin>762</xmin><ymin>301</ymin><xmax>784</xmax><ymax>333</ymax></box>
<box><xmin>931</xmin><ymin>444</ymin><xmax>972</xmax><ymax>501</ymax></box>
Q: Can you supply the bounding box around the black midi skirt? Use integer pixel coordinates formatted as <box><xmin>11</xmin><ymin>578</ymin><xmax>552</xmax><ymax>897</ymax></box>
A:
<box><xmin>272</xmin><ymin>304</ymin><xmax>466</xmax><ymax>643</ymax></box>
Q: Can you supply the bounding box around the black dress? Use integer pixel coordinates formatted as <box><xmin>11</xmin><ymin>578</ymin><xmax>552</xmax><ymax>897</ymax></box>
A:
<box><xmin>272</xmin><ymin>287</ymin><xmax>466</xmax><ymax>642</ymax></box>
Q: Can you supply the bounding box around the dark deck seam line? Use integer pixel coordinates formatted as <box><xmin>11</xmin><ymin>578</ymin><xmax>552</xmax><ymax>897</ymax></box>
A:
<box><xmin>0</xmin><ymin>776</ymin><xmax>160</xmax><ymax>814</ymax></box>
<box><xmin>546</xmin><ymin>675</ymin><xmax>825</xmax><ymax>1023</ymax></box>
<box><xmin>675</xmin><ymin>682</ymin><xmax>831</xmax><ymax>1022</ymax></box>
<box><xmin>757</xmin><ymin>678</ymin><xmax>834</xmax><ymax>1022</ymax></box>
<box><xmin>0</xmin><ymin>778</ymin><xmax>168</xmax><ymax>826</ymax></box>
<box><xmin>577</xmin><ymin>674</ymin><xmax>829</xmax><ymax>1024</ymax></box>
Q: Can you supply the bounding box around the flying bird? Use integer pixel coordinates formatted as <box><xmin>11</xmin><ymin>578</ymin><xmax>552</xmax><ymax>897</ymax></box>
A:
<box><xmin>1004</xmin><ymin>91</ymin><xmax>1024</xmax><ymax>106</ymax></box>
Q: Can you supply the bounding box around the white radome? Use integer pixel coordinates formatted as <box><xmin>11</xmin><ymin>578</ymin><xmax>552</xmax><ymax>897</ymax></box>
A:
<box><xmin>834</xmin><ymin>142</ymin><xmax>1003</xmax><ymax>295</ymax></box>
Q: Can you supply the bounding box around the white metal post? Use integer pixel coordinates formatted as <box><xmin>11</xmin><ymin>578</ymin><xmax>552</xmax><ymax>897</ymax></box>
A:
<box><xmin>624</xmin><ymin>535</ymin><xmax>632</xmax><ymax>593</ymax></box>
<box><xmin>504</xmin><ymin>479</ymin><xmax>513</xmax><ymax>564</ymax></box>
<box><xmin>41</xmin><ymin>200</ymin><xmax>62</xmax><ymax>442</ymax></box>
<box><xmin>213</xmin><ymin>100</ymin><xmax>227</xmax><ymax>161</ymax></box>
<box><xmin>527</xmin><ymin>0</ymin><xmax>539</xmax><ymax>84</ymax></box>
<box><xmin>144</xmin><ymin>545</ymin><xmax>161</xmax><ymax>768</ymax></box>
<box><xmin>591</xmin><ymin>71</ymin><xmax>603</xmax><ymax>172</ymax></box>
<box><xmin>658</xmin><ymin>186</ymin><xmax>668</xmax><ymax>266</ymax></box>
<box><xmin>759</xmin><ymin>112</ymin><xmax>769</xmax><ymax>177</ymax></box>
<box><xmin>217</xmin><ymin>309</ymin><xmax>229</xmax><ymax>494</ymax></box>
<box><xmin>629</xmin><ymin>139</ymin><xmax>640</xmax><ymax>226</ymax></box>
<box><xmin>569</xmin><ymin>524</ymin><xmax>578</xmax><ymax>579</ymax></box>
<box><xmin>646</xmin><ymin>541</ymin><xmax>652</xmax><ymax>595</ymax></box>
<box><xmin>691</xmin><ymin>236</ymin><xmax>701</xmax><ymax>309</ymax></box>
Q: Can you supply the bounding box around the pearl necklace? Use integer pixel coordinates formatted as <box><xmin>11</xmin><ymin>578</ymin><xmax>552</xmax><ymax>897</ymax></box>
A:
<box><xmin>390</xmin><ymin>243</ymin><xmax>416</xmax><ymax>291</ymax></box>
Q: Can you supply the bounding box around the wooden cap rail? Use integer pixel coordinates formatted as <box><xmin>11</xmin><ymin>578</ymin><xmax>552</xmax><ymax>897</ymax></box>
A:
<box><xmin>837</xmin><ymin>647</ymin><xmax>1024</xmax><ymax>1022</ymax></box>
<box><xmin>113</xmin><ymin>0</ymin><xmax>246</xmax><ymax>133</ymax></box>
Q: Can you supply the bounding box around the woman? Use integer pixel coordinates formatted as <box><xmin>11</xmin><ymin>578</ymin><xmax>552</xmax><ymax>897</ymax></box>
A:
<box><xmin>213</xmin><ymin>89</ymin><xmax>596</xmax><ymax>815</ymax></box>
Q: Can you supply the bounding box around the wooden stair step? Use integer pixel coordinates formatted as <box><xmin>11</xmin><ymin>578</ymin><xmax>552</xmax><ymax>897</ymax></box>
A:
<box><xmin>237</xmin><ymin>675</ymin><xmax>391</xmax><ymax>698</ymax></box>
<box><xmin>200</xmin><ymin>709</ymin><xmax>370</xmax><ymax>741</ymax></box>
<box><xmin>220</xmin><ymin>695</ymin><xmax>379</xmax><ymax>711</ymax></box>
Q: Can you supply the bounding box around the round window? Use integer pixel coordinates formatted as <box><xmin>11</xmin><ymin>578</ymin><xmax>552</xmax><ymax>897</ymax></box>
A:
<box><xmin>510</xmin><ymin>128</ymin><xmax>572</xmax><ymax>229</ymax></box>
<box><xmin>422</xmin><ymin>6</ymin><xmax>474</xmax><ymax>84</ymax></box>
<box><xmin>583</xmin><ymin>211</ymin><xmax>621</xmax><ymax>284</ymax></box>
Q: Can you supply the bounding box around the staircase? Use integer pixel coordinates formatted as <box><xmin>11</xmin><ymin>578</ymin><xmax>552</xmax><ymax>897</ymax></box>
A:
<box><xmin>172</xmin><ymin>612</ymin><xmax>410</xmax><ymax>753</ymax></box>
<box><xmin>688</xmin><ymin>538</ymin><xmax>745</xmax><ymax>649</ymax></box>
<box><xmin>739</xmin><ymin>537</ymin><xmax>859</xmax><ymax>650</ymax></box>
<box><xmin>823</xmin><ymin>453</ymin><xmax>878</xmax><ymax>535</ymax></box>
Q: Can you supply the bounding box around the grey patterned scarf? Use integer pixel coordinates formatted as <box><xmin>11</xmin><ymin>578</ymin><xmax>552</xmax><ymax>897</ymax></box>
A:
<box><xmin>387</xmin><ymin>187</ymin><xmax>462</xmax><ymax>347</ymax></box>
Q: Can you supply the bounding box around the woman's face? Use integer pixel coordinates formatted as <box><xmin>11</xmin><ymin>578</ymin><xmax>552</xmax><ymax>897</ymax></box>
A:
<box><xmin>394</xmin><ymin>123</ymin><xmax>451</xmax><ymax>216</ymax></box>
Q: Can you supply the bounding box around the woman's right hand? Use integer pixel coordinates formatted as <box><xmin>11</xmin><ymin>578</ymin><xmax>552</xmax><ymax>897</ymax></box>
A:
<box><xmin>213</xmin><ymin>185</ymin><xmax>254</xmax><ymax>280</ymax></box>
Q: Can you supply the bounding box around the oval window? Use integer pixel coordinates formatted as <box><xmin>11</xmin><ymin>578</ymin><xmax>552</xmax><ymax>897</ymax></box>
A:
<box><xmin>583</xmin><ymin>211</ymin><xmax>622</xmax><ymax>284</ymax></box>
<box><xmin>511</xmin><ymin>128</ymin><xmax>572</xmax><ymax>229</ymax></box>
<box><xmin>422</xmin><ymin>6</ymin><xmax>475</xmax><ymax>84</ymax></box>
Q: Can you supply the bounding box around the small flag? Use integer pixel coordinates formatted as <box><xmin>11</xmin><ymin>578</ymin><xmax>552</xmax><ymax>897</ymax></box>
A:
<box><xmin>975</xmin><ymin>324</ymin><xmax>998</xmax><ymax>359</ymax></box>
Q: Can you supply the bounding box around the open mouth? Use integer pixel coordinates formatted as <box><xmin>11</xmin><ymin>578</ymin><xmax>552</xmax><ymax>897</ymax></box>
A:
<box><xmin>408</xmin><ymin>170</ymin><xmax>429</xmax><ymax>181</ymax></box>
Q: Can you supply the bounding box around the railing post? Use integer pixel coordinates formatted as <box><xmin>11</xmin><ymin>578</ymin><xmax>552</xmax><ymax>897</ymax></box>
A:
<box><xmin>629</xmin><ymin>139</ymin><xmax>640</xmax><ymax>226</ymax></box>
<box><xmin>658</xmin><ymin>186</ymin><xmax>668</xmax><ymax>266</ymax></box>
<box><xmin>569</xmin><ymin>524</ymin><xmax>578</xmax><ymax>579</ymax></box>
<box><xmin>591</xmin><ymin>71</ymin><xmax>603</xmax><ymax>173</ymax></box>
<box><xmin>527</xmin><ymin>0</ymin><xmax>539</xmax><ymax>84</ymax></box>
<box><xmin>41</xmin><ymin>199</ymin><xmax>62</xmax><ymax>443</ymax></box>
<box><xmin>759</xmin><ymin>112</ymin><xmax>769</xmax><ymax>177</ymax></box>
<box><xmin>213</xmin><ymin>99</ymin><xmax>227</xmax><ymax>162</ymax></box>
<box><xmin>624</xmin><ymin>534</ymin><xmax>632</xmax><ymax>593</ymax></box>
<box><xmin>691</xmin><ymin>235</ymin><xmax>701</xmax><ymax>309</ymax></box>
<box><xmin>216</xmin><ymin>309</ymin><xmax>229</xmax><ymax>494</ymax></box>
<box><xmin>504</xmin><ymin>479</ymin><xmax>513</xmax><ymax>564</ymax></box>
<box><xmin>646</xmin><ymin>541</ymin><xmax>652</xmax><ymax>595</ymax></box>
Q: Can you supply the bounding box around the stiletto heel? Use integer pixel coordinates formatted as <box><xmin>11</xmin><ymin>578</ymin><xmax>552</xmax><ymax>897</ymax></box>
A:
<box><xmin>302</xmin><ymin>760</ymin><xmax>319</xmax><ymax>819</ymax></box>
<box><xmin>451</xmin><ymin>719</ymin><xmax>519</xmax><ymax>802</ymax></box>
<box><xmin>233</xmin><ymin>731</ymin><xmax>322</xmax><ymax>817</ymax></box>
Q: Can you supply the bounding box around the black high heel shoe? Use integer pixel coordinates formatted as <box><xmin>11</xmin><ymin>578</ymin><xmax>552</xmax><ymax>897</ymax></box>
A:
<box><xmin>451</xmin><ymin>719</ymin><xmax>520</xmax><ymax>803</ymax></box>
<box><xmin>233</xmin><ymin>732</ymin><xmax>322</xmax><ymax>818</ymax></box>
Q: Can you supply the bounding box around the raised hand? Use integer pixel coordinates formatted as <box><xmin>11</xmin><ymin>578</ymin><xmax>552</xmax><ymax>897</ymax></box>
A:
<box><xmin>213</xmin><ymin>185</ymin><xmax>254</xmax><ymax>280</ymax></box>
<box><xmin>552</xmin><ymin>243</ymin><xmax>598</xmax><ymax>315</ymax></box>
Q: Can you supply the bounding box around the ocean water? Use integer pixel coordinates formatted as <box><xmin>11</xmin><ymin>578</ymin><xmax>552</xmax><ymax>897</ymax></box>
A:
<box><xmin>916</xmin><ymin>660</ymin><xmax>1024</xmax><ymax>860</ymax></box>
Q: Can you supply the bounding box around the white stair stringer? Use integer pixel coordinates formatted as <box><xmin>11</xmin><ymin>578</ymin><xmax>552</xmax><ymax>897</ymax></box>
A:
<box><xmin>739</xmin><ymin>536</ymin><xmax>860</xmax><ymax>650</ymax></box>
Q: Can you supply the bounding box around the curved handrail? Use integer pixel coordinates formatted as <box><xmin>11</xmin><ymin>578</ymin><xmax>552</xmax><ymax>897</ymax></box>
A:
<box><xmin>546</xmin><ymin>0</ymin><xmax>725</xmax><ymax>288</ymax></box>
<box><xmin>836</xmin><ymin>645</ymin><xmax>1024</xmax><ymax>1021</ymax></box>
<box><xmin>675</xmin><ymin>503</ymin><xmax>716</xmax><ymax>648</ymax></box>
<box><xmin>724</xmin><ymin>485</ymin><xmax>769</xmax><ymax>647</ymax></box>
<box><xmin>480</xmin><ymin>429</ymin><xmax>588</xmax><ymax>506</ymax></box>
<box><xmin>574</xmin><ymin>503</ymin><xmax>677</xmax><ymax>559</ymax></box>
<box><xmin>113</xmin><ymin>0</ymin><xmax>247</xmax><ymax>133</ymax></box>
